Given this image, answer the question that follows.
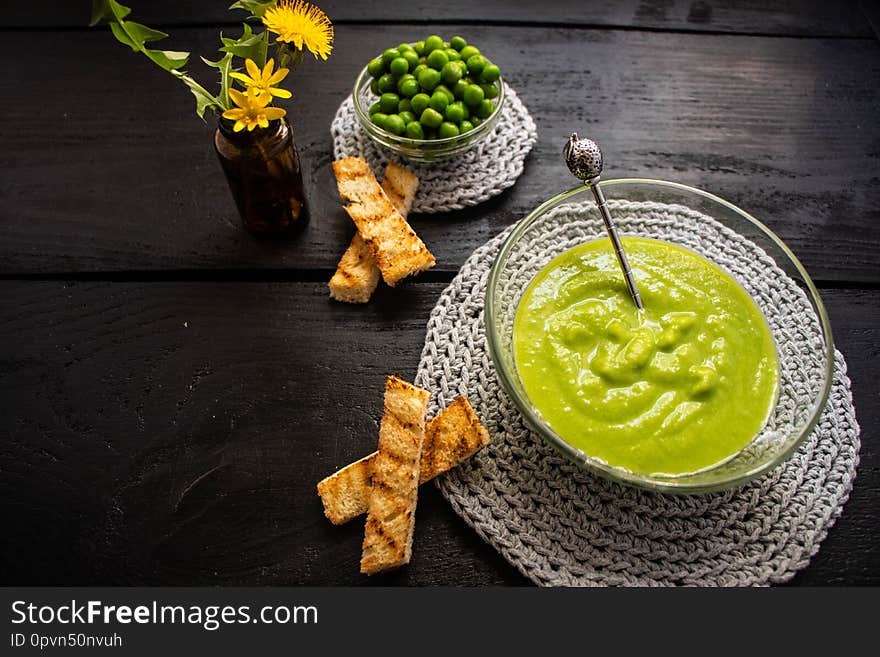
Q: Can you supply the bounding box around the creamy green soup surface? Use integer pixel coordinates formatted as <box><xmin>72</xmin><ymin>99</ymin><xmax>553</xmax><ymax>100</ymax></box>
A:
<box><xmin>513</xmin><ymin>237</ymin><xmax>779</xmax><ymax>475</ymax></box>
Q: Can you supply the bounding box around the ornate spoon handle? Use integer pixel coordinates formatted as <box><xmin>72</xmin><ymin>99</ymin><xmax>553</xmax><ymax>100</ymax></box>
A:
<box><xmin>563</xmin><ymin>133</ymin><xmax>644</xmax><ymax>310</ymax></box>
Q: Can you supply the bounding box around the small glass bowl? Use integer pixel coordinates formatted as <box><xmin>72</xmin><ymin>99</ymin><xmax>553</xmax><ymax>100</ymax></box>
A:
<box><xmin>485</xmin><ymin>179</ymin><xmax>834</xmax><ymax>494</ymax></box>
<box><xmin>352</xmin><ymin>63</ymin><xmax>505</xmax><ymax>163</ymax></box>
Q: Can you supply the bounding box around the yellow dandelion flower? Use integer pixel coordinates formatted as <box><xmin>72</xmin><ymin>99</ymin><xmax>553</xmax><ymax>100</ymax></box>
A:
<box><xmin>262</xmin><ymin>0</ymin><xmax>334</xmax><ymax>60</ymax></box>
<box><xmin>229</xmin><ymin>58</ymin><xmax>292</xmax><ymax>98</ymax></box>
<box><xmin>222</xmin><ymin>87</ymin><xmax>287</xmax><ymax>132</ymax></box>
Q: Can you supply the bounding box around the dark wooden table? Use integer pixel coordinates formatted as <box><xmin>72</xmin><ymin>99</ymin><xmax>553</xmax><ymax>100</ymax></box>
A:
<box><xmin>1</xmin><ymin>0</ymin><xmax>878</xmax><ymax>586</ymax></box>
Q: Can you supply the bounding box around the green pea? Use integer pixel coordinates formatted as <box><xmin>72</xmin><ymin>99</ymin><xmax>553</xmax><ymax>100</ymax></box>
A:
<box><xmin>398</xmin><ymin>76</ymin><xmax>420</xmax><ymax>97</ymax></box>
<box><xmin>426</xmin><ymin>49</ymin><xmax>449</xmax><ymax>70</ymax></box>
<box><xmin>445</xmin><ymin>48</ymin><xmax>461</xmax><ymax>62</ymax></box>
<box><xmin>459</xmin><ymin>45</ymin><xmax>480</xmax><ymax>61</ymax></box>
<box><xmin>412</xmin><ymin>63</ymin><xmax>427</xmax><ymax>78</ymax></box>
<box><xmin>417</xmin><ymin>67</ymin><xmax>441</xmax><ymax>91</ymax></box>
<box><xmin>398</xmin><ymin>98</ymin><xmax>412</xmax><ymax>112</ymax></box>
<box><xmin>465</xmin><ymin>54</ymin><xmax>486</xmax><ymax>76</ymax></box>
<box><xmin>405</xmin><ymin>121</ymin><xmax>425</xmax><ymax>139</ymax></box>
<box><xmin>368</xmin><ymin>101</ymin><xmax>382</xmax><ymax>116</ymax></box>
<box><xmin>377</xmin><ymin>73</ymin><xmax>396</xmax><ymax>93</ymax></box>
<box><xmin>423</xmin><ymin>35</ymin><xmax>445</xmax><ymax>54</ymax></box>
<box><xmin>371</xmin><ymin>112</ymin><xmax>388</xmax><ymax>128</ymax></box>
<box><xmin>389</xmin><ymin>57</ymin><xmax>409</xmax><ymax>76</ymax></box>
<box><xmin>434</xmin><ymin>84</ymin><xmax>455</xmax><ymax>103</ymax></box>
<box><xmin>441</xmin><ymin>61</ymin><xmax>462</xmax><ymax>85</ymax></box>
<box><xmin>379</xmin><ymin>92</ymin><xmax>400</xmax><ymax>113</ymax></box>
<box><xmin>444</xmin><ymin>102</ymin><xmax>465</xmax><ymax>124</ymax></box>
<box><xmin>399</xmin><ymin>110</ymin><xmax>416</xmax><ymax>124</ymax></box>
<box><xmin>476</xmin><ymin>99</ymin><xmax>495</xmax><ymax>118</ymax></box>
<box><xmin>402</xmin><ymin>50</ymin><xmax>420</xmax><ymax>70</ymax></box>
<box><xmin>480</xmin><ymin>63</ymin><xmax>501</xmax><ymax>83</ymax></box>
<box><xmin>411</xmin><ymin>93</ymin><xmax>430</xmax><ymax>115</ymax></box>
<box><xmin>452</xmin><ymin>79</ymin><xmax>469</xmax><ymax>99</ymax></box>
<box><xmin>413</xmin><ymin>41</ymin><xmax>425</xmax><ymax>56</ymax></box>
<box><xmin>382</xmin><ymin>48</ymin><xmax>401</xmax><ymax>65</ymax></box>
<box><xmin>438</xmin><ymin>122</ymin><xmax>460</xmax><ymax>138</ymax></box>
<box><xmin>450</xmin><ymin>35</ymin><xmax>467</xmax><ymax>51</ymax></box>
<box><xmin>459</xmin><ymin>119</ymin><xmax>474</xmax><ymax>133</ymax></box>
<box><xmin>384</xmin><ymin>113</ymin><xmax>406</xmax><ymax>135</ymax></box>
<box><xmin>370</xmin><ymin>79</ymin><xmax>380</xmax><ymax>95</ymax></box>
<box><xmin>420</xmin><ymin>107</ymin><xmax>444</xmax><ymax>128</ymax></box>
<box><xmin>480</xmin><ymin>83</ymin><xmax>499</xmax><ymax>99</ymax></box>
<box><xmin>462</xmin><ymin>84</ymin><xmax>485</xmax><ymax>107</ymax></box>
<box><xmin>453</xmin><ymin>100</ymin><xmax>469</xmax><ymax>119</ymax></box>
<box><xmin>367</xmin><ymin>57</ymin><xmax>385</xmax><ymax>78</ymax></box>
<box><xmin>471</xmin><ymin>116</ymin><xmax>482</xmax><ymax>127</ymax></box>
<box><xmin>397</xmin><ymin>43</ymin><xmax>414</xmax><ymax>53</ymax></box>
<box><xmin>429</xmin><ymin>90</ymin><xmax>449</xmax><ymax>113</ymax></box>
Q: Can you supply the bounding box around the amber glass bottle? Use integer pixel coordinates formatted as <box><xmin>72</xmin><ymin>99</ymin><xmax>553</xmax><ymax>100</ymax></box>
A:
<box><xmin>214</xmin><ymin>117</ymin><xmax>308</xmax><ymax>237</ymax></box>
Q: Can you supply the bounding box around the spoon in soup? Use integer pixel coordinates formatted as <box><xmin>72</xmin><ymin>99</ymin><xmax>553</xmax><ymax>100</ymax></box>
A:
<box><xmin>563</xmin><ymin>133</ymin><xmax>644</xmax><ymax>310</ymax></box>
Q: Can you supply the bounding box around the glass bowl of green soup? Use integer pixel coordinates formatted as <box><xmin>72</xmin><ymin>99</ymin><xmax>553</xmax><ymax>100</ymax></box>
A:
<box><xmin>486</xmin><ymin>179</ymin><xmax>834</xmax><ymax>493</ymax></box>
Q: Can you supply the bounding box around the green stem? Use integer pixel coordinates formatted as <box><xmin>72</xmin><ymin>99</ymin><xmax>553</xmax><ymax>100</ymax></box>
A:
<box><xmin>259</xmin><ymin>29</ymin><xmax>269</xmax><ymax>68</ymax></box>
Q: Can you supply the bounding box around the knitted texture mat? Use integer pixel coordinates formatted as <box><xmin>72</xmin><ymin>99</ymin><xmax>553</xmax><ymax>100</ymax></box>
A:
<box><xmin>331</xmin><ymin>83</ymin><xmax>537</xmax><ymax>213</ymax></box>
<box><xmin>415</xmin><ymin>200</ymin><xmax>861</xmax><ymax>586</ymax></box>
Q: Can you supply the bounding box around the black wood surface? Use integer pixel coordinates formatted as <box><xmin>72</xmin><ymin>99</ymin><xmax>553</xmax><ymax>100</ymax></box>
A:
<box><xmin>1</xmin><ymin>1</ymin><xmax>878</xmax><ymax>586</ymax></box>
<box><xmin>3</xmin><ymin>25</ymin><xmax>880</xmax><ymax>282</ymax></box>
<box><xmin>0</xmin><ymin>282</ymin><xmax>877</xmax><ymax>585</ymax></box>
<box><xmin>5</xmin><ymin>0</ymin><xmax>874</xmax><ymax>37</ymax></box>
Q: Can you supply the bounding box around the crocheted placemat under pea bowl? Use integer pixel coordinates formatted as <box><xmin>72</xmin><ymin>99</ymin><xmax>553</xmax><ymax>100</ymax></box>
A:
<box><xmin>415</xmin><ymin>200</ymin><xmax>861</xmax><ymax>587</ymax></box>
<box><xmin>330</xmin><ymin>83</ymin><xmax>537</xmax><ymax>213</ymax></box>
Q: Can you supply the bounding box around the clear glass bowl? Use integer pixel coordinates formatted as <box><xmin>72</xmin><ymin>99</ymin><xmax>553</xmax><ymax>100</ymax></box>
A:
<box><xmin>352</xmin><ymin>63</ymin><xmax>505</xmax><ymax>163</ymax></box>
<box><xmin>486</xmin><ymin>179</ymin><xmax>834</xmax><ymax>493</ymax></box>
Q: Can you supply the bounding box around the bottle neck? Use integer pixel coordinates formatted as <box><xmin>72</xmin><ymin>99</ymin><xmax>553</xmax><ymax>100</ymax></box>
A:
<box><xmin>217</xmin><ymin>117</ymin><xmax>287</xmax><ymax>144</ymax></box>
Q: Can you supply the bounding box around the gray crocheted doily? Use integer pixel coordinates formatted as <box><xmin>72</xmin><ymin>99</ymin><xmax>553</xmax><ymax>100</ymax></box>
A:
<box><xmin>330</xmin><ymin>83</ymin><xmax>537</xmax><ymax>213</ymax></box>
<box><xmin>415</xmin><ymin>200</ymin><xmax>861</xmax><ymax>587</ymax></box>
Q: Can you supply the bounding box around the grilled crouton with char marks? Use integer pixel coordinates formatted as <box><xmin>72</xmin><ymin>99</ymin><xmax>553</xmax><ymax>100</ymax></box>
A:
<box><xmin>360</xmin><ymin>376</ymin><xmax>430</xmax><ymax>575</ymax></box>
<box><xmin>317</xmin><ymin>397</ymin><xmax>491</xmax><ymax>525</ymax></box>
<box><xmin>328</xmin><ymin>163</ymin><xmax>419</xmax><ymax>304</ymax></box>
<box><xmin>332</xmin><ymin>157</ymin><xmax>434</xmax><ymax>287</ymax></box>
<box><xmin>328</xmin><ymin>234</ymin><xmax>380</xmax><ymax>304</ymax></box>
<box><xmin>381</xmin><ymin>162</ymin><xmax>419</xmax><ymax>218</ymax></box>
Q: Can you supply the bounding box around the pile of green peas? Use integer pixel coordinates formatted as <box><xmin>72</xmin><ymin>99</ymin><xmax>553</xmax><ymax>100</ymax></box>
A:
<box><xmin>365</xmin><ymin>34</ymin><xmax>501</xmax><ymax>140</ymax></box>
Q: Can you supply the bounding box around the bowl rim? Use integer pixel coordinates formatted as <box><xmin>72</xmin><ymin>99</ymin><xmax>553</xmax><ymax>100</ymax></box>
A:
<box><xmin>485</xmin><ymin>177</ymin><xmax>835</xmax><ymax>494</ymax></box>
<box><xmin>351</xmin><ymin>59</ymin><xmax>506</xmax><ymax>151</ymax></box>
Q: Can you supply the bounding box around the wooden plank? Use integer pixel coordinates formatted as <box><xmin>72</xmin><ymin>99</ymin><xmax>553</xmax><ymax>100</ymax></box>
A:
<box><xmin>0</xmin><ymin>281</ymin><xmax>877</xmax><ymax>585</ymax></box>
<box><xmin>2</xmin><ymin>25</ymin><xmax>879</xmax><ymax>282</ymax></box>
<box><xmin>5</xmin><ymin>0</ymin><xmax>873</xmax><ymax>37</ymax></box>
<box><xmin>0</xmin><ymin>280</ymin><xmax>523</xmax><ymax>585</ymax></box>
<box><xmin>860</xmin><ymin>0</ymin><xmax>880</xmax><ymax>39</ymax></box>
<box><xmin>788</xmin><ymin>287</ymin><xmax>880</xmax><ymax>585</ymax></box>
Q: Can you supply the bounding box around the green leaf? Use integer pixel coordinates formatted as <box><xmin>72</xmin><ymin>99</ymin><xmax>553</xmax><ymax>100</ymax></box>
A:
<box><xmin>229</xmin><ymin>0</ymin><xmax>276</xmax><ymax>19</ymax></box>
<box><xmin>109</xmin><ymin>19</ymin><xmax>189</xmax><ymax>71</ymax></box>
<box><xmin>143</xmin><ymin>49</ymin><xmax>191</xmax><ymax>72</ymax></box>
<box><xmin>90</xmin><ymin>0</ymin><xmax>130</xmax><ymax>26</ymax></box>
<box><xmin>118</xmin><ymin>20</ymin><xmax>169</xmax><ymax>44</ymax></box>
<box><xmin>108</xmin><ymin>21</ymin><xmax>137</xmax><ymax>49</ymax></box>
<box><xmin>90</xmin><ymin>0</ymin><xmax>215</xmax><ymax>117</ymax></box>
<box><xmin>202</xmin><ymin>52</ymin><xmax>234</xmax><ymax>110</ymax></box>
<box><xmin>220</xmin><ymin>23</ymin><xmax>268</xmax><ymax>66</ymax></box>
<box><xmin>172</xmin><ymin>71</ymin><xmax>222</xmax><ymax>120</ymax></box>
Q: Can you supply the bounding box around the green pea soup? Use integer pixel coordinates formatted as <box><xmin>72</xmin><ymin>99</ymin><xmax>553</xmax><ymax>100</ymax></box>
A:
<box><xmin>512</xmin><ymin>237</ymin><xmax>779</xmax><ymax>475</ymax></box>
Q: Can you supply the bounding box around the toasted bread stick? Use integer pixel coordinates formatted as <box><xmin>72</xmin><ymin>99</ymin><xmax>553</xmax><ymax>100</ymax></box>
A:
<box><xmin>328</xmin><ymin>163</ymin><xmax>419</xmax><ymax>303</ymax></box>
<box><xmin>360</xmin><ymin>376</ymin><xmax>430</xmax><ymax>575</ymax></box>
<box><xmin>381</xmin><ymin>162</ymin><xmax>419</xmax><ymax>218</ymax></box>
<box><xmin>317</xmin><ymin>397</ymin><xmax>490</xmax><ymax>525</ymax></box>
<box><xmin>332</xmin><ymin>157</ymin><xmax>434</xmax><ymax>287</ymax></box>
<box><xmin>328</xmin><ymin>234</ymin><xmax>381</xmax><ymax>304</ymax></box>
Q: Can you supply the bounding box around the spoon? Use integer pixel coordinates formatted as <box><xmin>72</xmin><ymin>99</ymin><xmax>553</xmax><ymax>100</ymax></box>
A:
<box><xmin>563</xmin><ymin>133</ymin><xmax>644</xmax><ymax>311</ymax></box>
